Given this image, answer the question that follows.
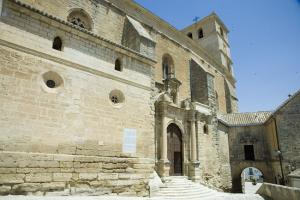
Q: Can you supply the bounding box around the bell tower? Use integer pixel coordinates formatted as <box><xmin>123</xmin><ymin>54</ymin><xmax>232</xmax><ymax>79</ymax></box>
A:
<box><xmin>182</xmin><ymin>12</ymin><xmax>233</xmax><ymax>74</ymax></box>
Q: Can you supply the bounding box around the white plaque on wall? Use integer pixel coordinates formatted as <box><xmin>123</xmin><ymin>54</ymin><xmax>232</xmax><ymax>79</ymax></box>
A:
<box><xmin>123</xmin><ymin>128</ymin><xmax>137</xmax><ymax>154</ymax></box>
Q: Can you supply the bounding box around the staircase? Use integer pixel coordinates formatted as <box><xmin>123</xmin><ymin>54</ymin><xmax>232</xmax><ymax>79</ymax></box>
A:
<box><xmin>151</xmin><ymin>176</ymin><xmax>265</xmax><ymax>200</ymax></box>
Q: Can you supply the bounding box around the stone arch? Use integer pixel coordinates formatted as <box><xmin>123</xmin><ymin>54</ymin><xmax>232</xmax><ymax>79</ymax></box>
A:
<box><xmin>162</xmin><ymin>53</ymin><xmax>175</xmax><ymax>79</ymax></box>
<box><xmin>166</xmin><ymin>119</ymin><xmax>185</xmax><ymax>137</ymax></box>
<box><xmin>231</xmin><ymin>162</ymin><xmax>271</xmax><ymax>193</ymax></box>
<box><xmin>240</xmin><ymin>167</ymin><xmax>264</xmax><ymax>193</ymax></box>
<box><xmin>67</xmin><ymin>8</ymin><xmax>93</xmax><ymax>31</ymax></box>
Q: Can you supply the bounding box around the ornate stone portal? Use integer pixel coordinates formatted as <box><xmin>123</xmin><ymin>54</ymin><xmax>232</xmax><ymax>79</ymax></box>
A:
<box><xmin>155</xmin><ymin>76</ymin><xmax>212</xmax><ymax>182</ymax></box>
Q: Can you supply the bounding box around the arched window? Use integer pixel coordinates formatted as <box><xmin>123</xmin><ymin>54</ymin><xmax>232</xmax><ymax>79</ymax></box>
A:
<box><xmin>67</xmin><ymin>9</ymin><xmax>93</xmax><ymax>31</ymax></box>
<box><xmin>198</xmin><ymin>28</ymin><xmax>204</xmax><ymax>39</ymax></box>
<box><xmin>187</xmin><ymin>32</ymin><xmax>193</xmax><ymax>39</ymax></box>
<box><xmin>162</xmin><ymin>54</ymin><xmax>174</xmax><ymax>80</ymax></box>
<box><xmin>203</xmin><ymin>124</ymin><xmax>208</xmax><ymax>134</ymax></box>
<box><xmin>52</xmin><ymin>37</ymin><xmax>62</xmax><ymax>51</ymax></box>
<box><xmin>115</xmin><ymin>58</ymin><xmax>122</xmax><ymax>71</ymax></box>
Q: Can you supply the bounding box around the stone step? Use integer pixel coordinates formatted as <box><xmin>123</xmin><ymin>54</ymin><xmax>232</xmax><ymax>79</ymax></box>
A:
<box><xmin>154</xmin><ymin>177</ymin><xmax>265</xmax><ymax>200</ymax></box>
<box><xmin>158</xmin><ymin>188</ymin><xmax>213</xmax><ymax>193</ymax></box>
<box><xmin>159</xmin><ymin>192</ymin><xmax>218</xmax><ymax>199</ymax></box>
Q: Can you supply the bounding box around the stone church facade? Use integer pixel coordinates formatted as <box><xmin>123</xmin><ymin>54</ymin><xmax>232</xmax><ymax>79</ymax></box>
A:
<box><xmin>0</xmin><ymin>0</ymin><xmax>299</xmax><ymax>196</ymax></box>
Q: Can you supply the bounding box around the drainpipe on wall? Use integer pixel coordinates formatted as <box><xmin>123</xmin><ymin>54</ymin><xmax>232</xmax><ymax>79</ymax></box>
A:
<box><xmin>274</xmin><ymin>118</ymin><xmax>285</xmax><ymax>185</ymax></box>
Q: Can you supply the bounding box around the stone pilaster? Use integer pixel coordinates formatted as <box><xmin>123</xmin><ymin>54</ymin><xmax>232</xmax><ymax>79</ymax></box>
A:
<box><xmin>156</xmin><ymin>94</ymin><xmax>172</xmax><ymax>179</ymax></box>
<box><xmin>188</xmin><ymin>110</ymin><xmax>200</xmax><ymax>182</ymax></box>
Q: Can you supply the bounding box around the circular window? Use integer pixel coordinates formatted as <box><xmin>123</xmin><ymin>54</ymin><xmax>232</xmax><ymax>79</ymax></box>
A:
<box><xmin>109</xmin><ymin>90</ymin><xmax>125</xmax><ymax>108</ymax></box>
<box><xmin>41</xmin><ymin>71</ymin><xmax>64</xmax><ymax>93</ymax></box>
<box><xmin>46</xmin><ymin>80</ymin><xmax>56</xmax><ymax>88</ymax></box>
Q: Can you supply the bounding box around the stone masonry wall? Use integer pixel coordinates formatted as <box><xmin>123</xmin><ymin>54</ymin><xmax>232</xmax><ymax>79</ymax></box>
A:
<box><xmin>17</xmin><ymin>0</ymin><xmax>126</xmax><ymax>45</ymax></box>
<box><xmin>0</xmin><ymin>0</ymin><xmax>155</xmax><ymax>195</ymax></box>
<box><xmin>197</xmin><ymin>121</ymin><xmax>232</xmax><ymax>191</ymax></box>
<box><xmin>275</xmin><ymin>93</ymin><xmax>300</xmax><ymax>180</ymax></box>
<box><xmin>228</xmin><ymin>125</ymin><xmax>276</xmax><ymax>192</ymax></box>
<box><xmin>0</xmin><ymin>152</ymin><xmax>153</xmax><ymax>196</ymax></box>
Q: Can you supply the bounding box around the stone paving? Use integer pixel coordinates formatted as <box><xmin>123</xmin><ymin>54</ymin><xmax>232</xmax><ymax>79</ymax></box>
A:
<box><xmin>0</xmin><ymin>177</ymin><xmax>265</xmax><ymax>200</ymax></box>
<box><xmin>0</xmin><ymin>195</ymin><xmax>265</xmax><ymax>200</ymax></box>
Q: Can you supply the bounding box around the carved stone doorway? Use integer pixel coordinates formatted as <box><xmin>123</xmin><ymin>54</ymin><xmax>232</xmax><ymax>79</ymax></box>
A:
<box><xmin>167</xmin><ymin>123</ymin><xmax>183</xmax><ymax>176</ymax></box>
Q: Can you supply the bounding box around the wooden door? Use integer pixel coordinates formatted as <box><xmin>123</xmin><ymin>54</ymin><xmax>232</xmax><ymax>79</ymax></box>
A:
<box><xmin>167</xmin><ymin>124</ymin><xmax>182</xmax><ymax>176</ymax></box>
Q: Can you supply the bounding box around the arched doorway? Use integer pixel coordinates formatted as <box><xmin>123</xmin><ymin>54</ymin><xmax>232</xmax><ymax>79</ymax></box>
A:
<box><xmin>241</xmin><ymin>167</ymin><xmax>264</xmax><ymax>194</ymax></box>
<box><xmin>167</xmin><ymin>123</ymin><xmax>183</xmax><ymax>176</ymax></box>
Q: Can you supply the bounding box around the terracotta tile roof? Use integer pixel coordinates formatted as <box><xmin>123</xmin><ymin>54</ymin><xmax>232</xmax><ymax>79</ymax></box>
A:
<box><xmin>218</xmin><ymin>111</ymin><xmax>272</xmax><ymax>126</ymax></box>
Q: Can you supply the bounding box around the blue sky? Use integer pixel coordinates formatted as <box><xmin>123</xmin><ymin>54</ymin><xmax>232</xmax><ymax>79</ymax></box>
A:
<box><xmin>135</xmin><ymin>0</ymin><xmax>300</xmax><ymax>112</ymax></box>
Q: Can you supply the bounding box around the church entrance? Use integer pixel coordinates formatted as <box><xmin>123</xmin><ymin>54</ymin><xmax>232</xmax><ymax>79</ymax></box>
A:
<box><xmin>167</xmin><ymin>124</ymin><xmax>183</xmax><ymax>176</ymax></box>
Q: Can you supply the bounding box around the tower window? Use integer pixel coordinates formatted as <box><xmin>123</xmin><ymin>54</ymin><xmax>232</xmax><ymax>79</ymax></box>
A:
<box><xmin>52</xmin><ymin>37</ymin><xmax>62</xmax><ymax>51</ymax></box>
<box><xmin>198</xmin><ymin>28</ymin><xmax>204</xmax><ymax>39</ymax></box>
<box><xmin>187</xmin><ymin>32</ymin><xmax>193</xmax><ymax>39</ymax></box>
<box><xmin>244</xmin><ymin>145</ymin><xmax>255</xmax><ymax>161</ymax></box>
<box><xmin>115</xmin><ymin>59</ymin><xmax>122</xmax><ymax>71</ymax></box>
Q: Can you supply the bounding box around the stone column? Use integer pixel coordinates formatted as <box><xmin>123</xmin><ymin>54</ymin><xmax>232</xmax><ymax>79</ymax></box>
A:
<box><xmin>157</xmin><ymin>103</ymin><xmax>170</xmax><ymax>179</ymax></box>
<box><xmin>160</xmin><ymin>116</ymin><xmax>168</xmax><ymax>161</ymax></box>
<box><xmin>188</xmin><ymin>111</ymin><xmax>200</xmax><ymax>182</ymax></box>
<box><xmin>190</xmin><ymin>119</ymin><xmax>197</xmax><ymax>162</ymax></box>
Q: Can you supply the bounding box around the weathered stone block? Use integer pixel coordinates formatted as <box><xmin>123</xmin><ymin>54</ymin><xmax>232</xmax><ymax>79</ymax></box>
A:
<box><xmin>74</xmin><ymin>156</ymin><xmax>100</xmax><ymax>163</ymax></box>
<box><xmin>17</xmin><ymin>168</ymin><xmax>61</xmax><ymax>174</ymax></box>
<box><xmin>53</xmin><ymin>173</ymin><xmax>72</xmax><ymax>182</ymax></box>
<box><xmin>73</xmin><ymin>162</ymin><xmax>101</xmax><ymax>168</ymax></box>
<box><xmin>97</xmin><ymin>173</ymin><xmax>118</xmax><ymax>180</ymax></box>
<box><xmin>59</xmin><ymin>161</ymin><xmax>73</xmax><ymax>168</ymax></box>
<box><xmin>44</xmin><ymin>189</ymin><xmax>70</xmax><ymax>196</ymax></box>
<box><xmin>74</xmin><ymin>168</ymin><xmax>101</xmax><ymax>173</ymax></box>
<box><xmin>53</xmin><ymin>155</ymin><xmax>74</xmax><ymax>162</ymax></box>
<box><xmin>132</xmin><ymin>164</ymin><xmax>153</xmax><ymax>169</ymax></box>
<box><xmin>0</xmin><ymin>168</ymin><xmax>16</xmax><ymax>174</ymax></box>
<box><xmin>25</xmin><ymin>161</ymin><xmax>59</xmax><ymax>168</ymax></box>
<box><xmin>12</xmin><ymin>183</ymin><xmax>41</xmax><ymax>194</ymax></box>
<box><xmin>119</xmin><ymin>173</ymin><xmax>145</xmax><ymax>180</ymax></box>
<box><xmin>0</xmin><ymin>185</ymin><xmax>11</xmax><ymax>195</ymax></box>
<box><xmin>79</xmin><ymin>173</ymin><xmax>98</xmax><ymax>181</ymax></box>
<box><xmin>41</xmin><ymin>182</ymin><xmax>65</xmax><ymax>191</ymax></box>
<box><xmin>0</xmin><ymin>174</ymin><xmax>25</xmax><ymax>184</ymax></box>
<box><xmin>25</xmin><ymin>173</ymin><xmax>52</xmax><ymax>183</ymax></box>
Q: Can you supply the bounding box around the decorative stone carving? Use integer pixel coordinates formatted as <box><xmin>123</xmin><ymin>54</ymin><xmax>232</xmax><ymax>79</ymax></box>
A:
<box><xmin>163</xmin><ymin>76</ymin><xmax>181</xmax><ymax>105</ymax></box>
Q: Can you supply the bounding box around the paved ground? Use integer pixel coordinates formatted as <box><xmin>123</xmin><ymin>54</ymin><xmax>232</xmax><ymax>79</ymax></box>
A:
<box><xmin>0</xmin><ymin>177</ymin><xmax>265</xmax><ymax>200</ymax></box>
<box><xmin>0</xmin><ymin>195</ymin><xmax>265</xmax><ymax>200</ymax></box>
<box><xmin>244</xmin><ymin>182</ymin><xmax>263</xmax><ymax>194</ymax></box>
